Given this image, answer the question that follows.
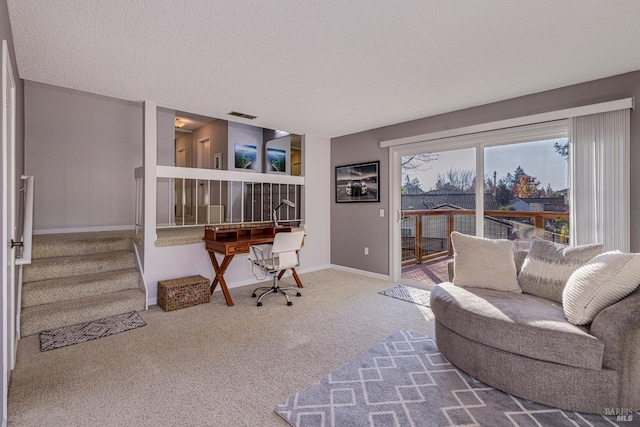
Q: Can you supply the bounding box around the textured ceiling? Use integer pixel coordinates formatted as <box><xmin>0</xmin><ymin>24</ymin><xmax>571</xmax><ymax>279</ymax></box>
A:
<box><xmin>7</xmin><ymin>1</ymin><xmax>640</xmax><ymax>138</ymax></box>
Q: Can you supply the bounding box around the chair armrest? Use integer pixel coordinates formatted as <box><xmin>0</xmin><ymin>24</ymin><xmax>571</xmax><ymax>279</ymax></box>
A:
<box><xmin>250</xmin><ymin>244</ymin><xmax>272</xmax><ymax>263</ymax></box>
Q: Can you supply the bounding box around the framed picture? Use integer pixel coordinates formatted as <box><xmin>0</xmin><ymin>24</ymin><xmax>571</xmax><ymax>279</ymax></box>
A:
<box><xmin>213</xmin><ymin>152</ymin><xmax>223</xmax><ymax>170</ymax></box>
<box><xmin>266</xmin><ymin>147</ymin><xmax>286</xmax><ymax>173</ymax></box>
<box><xmin>335</xmin><ymin>161</ymin><xmax>380</xmax><ymax>203</ymax></box>
<box><xmin>234</xmin><ymin>144</ymin><xmax>257</xmax><ymax>170</ymax></box>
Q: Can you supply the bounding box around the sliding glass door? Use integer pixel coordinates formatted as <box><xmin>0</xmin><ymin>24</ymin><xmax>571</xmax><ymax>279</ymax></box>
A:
<box><xmin>392</xmin><ymin>122</ymin><xmax>570</xmax><ymax>287</ymax></box>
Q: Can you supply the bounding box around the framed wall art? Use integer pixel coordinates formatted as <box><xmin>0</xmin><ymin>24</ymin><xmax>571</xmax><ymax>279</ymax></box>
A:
<box><xmin>234</xmin><ymin>144</ymin><xmax>257</xmax><ymax>170</ymax></box>
<box><xmin>335</xmin><ymin>161</ymin><xmax>379</xmax><ymax>203</ymax></box>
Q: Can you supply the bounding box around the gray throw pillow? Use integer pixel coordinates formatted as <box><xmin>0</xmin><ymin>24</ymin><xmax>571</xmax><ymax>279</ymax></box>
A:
<box><xmin>518</xmin><ymin>237</ymin><xmax>603</xmax><ymax>303</ymax></box>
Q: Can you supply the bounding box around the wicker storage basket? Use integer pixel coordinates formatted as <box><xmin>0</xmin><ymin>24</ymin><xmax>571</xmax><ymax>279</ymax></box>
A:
<box><xmin>158</xmin><ymin>275</ymin><xmax>210</xmax><ymax>311</ymax></box>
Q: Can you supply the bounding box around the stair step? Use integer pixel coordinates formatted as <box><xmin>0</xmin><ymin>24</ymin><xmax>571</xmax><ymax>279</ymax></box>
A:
<box><xmin>20</xmin><ymin>289</ymin><xmax>146</xmax><ymax>337</ymax></box>
<box><xmin>22</xmin><ymin>269</ymin><xmax>142</xmax><ymax>308</ymax></box>
<box><xmin>31</xmin><ymin>231</ymin><xmax>138</xmax><ymax>260</ymax></box>
<box><xmin>23</xmin><ymin>251</ymin><xmax>137</xmax><ymax>283</ymax></box>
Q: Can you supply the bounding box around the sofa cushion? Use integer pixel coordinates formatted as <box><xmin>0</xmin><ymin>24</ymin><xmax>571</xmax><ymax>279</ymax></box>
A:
<box><xmin>430</xmin><ymin>282</ymin><xmax>604</xmax><ymax>370</ymax></box>
<box><xmin>518</xmin><ymin>237</ymin><xmax>603</xmax><ymax>303</ymax></box>
<box><xmin>563</xmin><ymin>251</ymin><xmax>640</xmax><ymax>325</ymax></box>
<box><xmin>450</xmin><ymin>232</ymin><xmax>521</xmax><ymax>293</ymax></box>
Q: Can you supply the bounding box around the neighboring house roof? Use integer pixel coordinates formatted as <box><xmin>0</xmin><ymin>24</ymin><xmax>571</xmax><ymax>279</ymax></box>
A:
<box><xmin>401</xmin><ymin>192</ymin><xmax>500</xmax><ymax>211</ymax></box>
<box><xmin>508</xmin><ymin>197</ymin><xmax>568</xmax><ymax>212</ymax></box>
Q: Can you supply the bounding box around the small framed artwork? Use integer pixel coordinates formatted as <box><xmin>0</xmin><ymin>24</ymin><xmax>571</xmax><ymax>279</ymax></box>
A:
<box><xmin>234</xmin><ymin>144</ymin><xmax>257</xmax><ymax>170</ymax></box>
<box><xmin>214</xmin><ymin>152</ymin><xmax>223</xmax><ymax>170</ymax></box>
<box><xmin>266</xmin><ymin>147</ymin><xmax>286</xmax><ymax>173</ymax></box>
<box><xmin>335</xmin><ymin>161</ymin><xmax>380</xmax><ymax>203</ymax></box>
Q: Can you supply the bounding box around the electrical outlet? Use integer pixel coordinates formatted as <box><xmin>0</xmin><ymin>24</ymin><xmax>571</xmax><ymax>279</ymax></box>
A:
<box><xmin>364</xmin><ymin>247</ymin><xmax>369</xmax><ymax>255</ymax></box>
<box><xmin>379</xmin><ymin>208</ymin><xmax>385</xmax><ymax>217</ymax></box>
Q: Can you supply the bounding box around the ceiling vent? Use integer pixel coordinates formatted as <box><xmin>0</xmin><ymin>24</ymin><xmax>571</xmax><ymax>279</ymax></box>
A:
<box><xmin>227</xmin><ymin>111</ymin><xmax>257</xmax><ymax>120</ymax></box>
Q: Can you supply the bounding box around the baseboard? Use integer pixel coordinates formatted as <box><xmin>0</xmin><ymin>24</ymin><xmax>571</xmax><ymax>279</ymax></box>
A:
<box><xmin>297</xmin><ymin>264</ymin><xmax>332</xmax><ymax>275</ymax></box>
<box><xmin>329</xmin><ymin>264</ymin><xmax>391</xmax><ymax>281</ymax></box>
<box><xmin>34</xmin><ymin>225</ymin><xmax>136</xmax><ymax>235</ymax></box>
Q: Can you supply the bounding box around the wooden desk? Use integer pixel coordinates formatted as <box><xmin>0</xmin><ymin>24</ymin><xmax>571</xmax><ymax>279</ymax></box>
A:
<box><xmin>203</xmin><ymin>225</ymin><xmax>303</xmax><ymax>306</ymax></box>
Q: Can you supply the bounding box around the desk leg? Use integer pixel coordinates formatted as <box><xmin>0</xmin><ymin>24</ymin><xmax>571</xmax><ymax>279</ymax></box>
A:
<box><xmin>278</xmin><ymin>268</ymin><xmax>304</xmax><ymax>288</ymax></box>
<box><xmin>208</xmin><ymin>251</ymin><xmax>234</xmax><ymax>306</ymax></box>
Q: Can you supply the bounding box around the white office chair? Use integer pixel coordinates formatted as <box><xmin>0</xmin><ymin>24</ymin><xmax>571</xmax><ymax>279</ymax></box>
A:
<box><xmin>250</xmin><ymin>231</ymin><xmax>305</xmax><ymax>306</ymax></box>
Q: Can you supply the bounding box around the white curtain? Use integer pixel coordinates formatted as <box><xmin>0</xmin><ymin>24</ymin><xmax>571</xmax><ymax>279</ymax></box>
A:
<box><xmin>570</xmin><ymin>109</ymin><xmax>630</xmax><ymax>251</ymax></box>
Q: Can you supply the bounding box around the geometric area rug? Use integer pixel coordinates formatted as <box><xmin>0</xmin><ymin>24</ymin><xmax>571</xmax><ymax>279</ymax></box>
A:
<box><xmin>275</xmin><ymin>330</ymin><xmax>629</xmax><ymax>427</ymax></box>
<box><xmin>40</xmin><ymin>311</ymin><xmax>146</xmax><ymax>352</ymax></box>
<box><xmin>378</xmin><ymin>284</ymin><xmax>430</xmax><ymax>307</ymax></box>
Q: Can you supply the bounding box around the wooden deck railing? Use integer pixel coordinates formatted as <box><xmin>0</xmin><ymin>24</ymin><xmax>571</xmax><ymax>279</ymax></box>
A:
<box><xmin>401</xmin><ymin>209</ymin><xmax>569</xmax><ymax>266</ymax></box>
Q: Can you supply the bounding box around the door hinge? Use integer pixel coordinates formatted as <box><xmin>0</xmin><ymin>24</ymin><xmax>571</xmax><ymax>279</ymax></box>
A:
<box><xmin>10</xmin><ymin>239</ymin><xmax>23</xmax><ymax>248</ymax></box>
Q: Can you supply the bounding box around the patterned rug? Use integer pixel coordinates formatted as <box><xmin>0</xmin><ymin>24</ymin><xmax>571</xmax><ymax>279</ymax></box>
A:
<box><xmin>40</xmin><ymin>311</ymin><xmax>147</xmax><ymax>351</ymax></box>
<box><xmin>378</xmin><ymin>285</ymin><xmax>430</xmax><ymax>307</ymax></box>
<box><xmin>276</xmin><ymin>330</ymin><xmax>629</xmax><ymax>427</ymax></box>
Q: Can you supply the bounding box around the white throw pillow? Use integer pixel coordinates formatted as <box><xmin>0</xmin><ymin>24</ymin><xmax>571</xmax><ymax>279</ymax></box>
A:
<box><xmin>450</xmin><ymin>231</ymin><xmax>521</xmax><ymax>293</ymax></box>
<box><xmin>563</xmin><ymin>251</ymin><xmax>640</xmax><ymax>325</ymax></box>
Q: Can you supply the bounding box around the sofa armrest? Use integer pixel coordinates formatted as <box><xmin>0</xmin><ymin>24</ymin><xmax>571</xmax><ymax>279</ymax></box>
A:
<box><xmin>590</xmin><ymin>287</ymin><xmax>640</xmax><ymax>408</ymax></box>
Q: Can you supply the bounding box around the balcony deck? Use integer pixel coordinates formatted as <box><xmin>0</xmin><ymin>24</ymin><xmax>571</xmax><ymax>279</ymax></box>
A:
<box><xmin>401</xmin><ymin>255</ymin><xmax>452</xmax><ymax>285</ymax></box>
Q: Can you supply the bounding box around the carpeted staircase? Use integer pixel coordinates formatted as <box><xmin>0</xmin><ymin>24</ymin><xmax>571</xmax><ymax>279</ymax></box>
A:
<box><xmin>20</xmin><ymin>231</ymin><xmax>146</xmax><ymax>337</ymax></box>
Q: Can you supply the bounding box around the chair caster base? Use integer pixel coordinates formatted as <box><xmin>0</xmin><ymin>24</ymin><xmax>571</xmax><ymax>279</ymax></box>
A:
<box><xmin>296</xmin><ymin>292</ymin><xmax>301</xmax><ymax>297</ymax></box>
<box><xmin>251</xmin><ymin>293</ymin><xmax>256</xmax><ymax>298</ymax></box>
<box><xmin>287</xmin><ymin>301</ymin><xmax>293</xmax><ymax>306</ymax></box>
<box><xmin>257</xmin><ymin>302</ymin><xmax>262</xmax><ymax>307</ymax></box>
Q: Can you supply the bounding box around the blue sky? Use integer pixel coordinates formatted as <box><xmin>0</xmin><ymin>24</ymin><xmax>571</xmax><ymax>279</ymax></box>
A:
<box><xmin>403</xmin><ymin>138</ymin><xmax>569</xmax><ymax>192</ymax></box>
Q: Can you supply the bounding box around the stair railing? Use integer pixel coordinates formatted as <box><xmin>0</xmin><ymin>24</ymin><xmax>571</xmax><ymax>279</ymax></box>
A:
<box><xmin>14</xmin><ymin>175</ymin><xmax>34</xmax><ymax>344</ymax></box>
<box><xmin>15</xmin><ymin>175</ymin><xmax>34</xmax><ymax>265</ymax></box>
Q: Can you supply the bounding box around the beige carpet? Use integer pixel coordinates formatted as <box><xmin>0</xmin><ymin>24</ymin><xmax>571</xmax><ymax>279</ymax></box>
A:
<box><xmin>8</xmin><ymin>269</ymin><xmax>435</xmax><ymax>427</ymax></box>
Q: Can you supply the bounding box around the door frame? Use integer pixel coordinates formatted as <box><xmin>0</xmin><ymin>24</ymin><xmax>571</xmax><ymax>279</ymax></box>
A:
<box><xmin>2</xmin><ymin>38</ymin><xmax>17</xmax><ymax>426</ymax></box>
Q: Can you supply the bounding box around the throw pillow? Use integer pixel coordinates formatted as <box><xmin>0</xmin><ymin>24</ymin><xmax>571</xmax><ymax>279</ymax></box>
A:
<box><xmin>563</xmin><ymin>251</ymin><xmax>640</xmax><ymax>325</ymax></box>
<box><xmin>518</xmin><ymin>237</ymin><xmax>603</xmax><ymax>303</ymax></box>
<box><xmin>450</xmin><ymin>231</ymin><xmax>521</xmax><ymax>293</ymax></box>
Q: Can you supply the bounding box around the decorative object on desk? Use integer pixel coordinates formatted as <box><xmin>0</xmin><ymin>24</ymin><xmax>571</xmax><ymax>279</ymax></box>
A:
<box><xmin>335</xmin><ymin>160</ymin><xmax>379</xmax><ymax>203</ymax></box>
<box><xmin>275</xmin><ymin>329</ymin><xmax>621</xmax><ymax>427</ymax></box>
<box><xmin>378</xmin><ymin>284</ymin><xmax>430</xmax><ymax>307</ymax></box>
<box><xmin>158</xmin><ymin>275</ymin><xmax>210</xmax><ymax>311</ymax></box>
<box><xmin>40</xmin><ymin>311</ymin><xmax>146</xmax><ymax>351</ymax></box>
<box><xmin>234</xmin><ymin>143</ymin><xmax>257</xmax><ymax>170</ymax></box>
<box><xmin>272</xmin><ymin>199</ymin><xmax>295</xmax><ymax>227</ymax></box>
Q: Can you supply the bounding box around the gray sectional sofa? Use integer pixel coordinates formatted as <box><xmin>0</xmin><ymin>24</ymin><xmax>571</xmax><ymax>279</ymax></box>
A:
<box><xmin>429</xmin><ymin>253</ymin><xmax>640</xmax><ymax>415</ymax></box>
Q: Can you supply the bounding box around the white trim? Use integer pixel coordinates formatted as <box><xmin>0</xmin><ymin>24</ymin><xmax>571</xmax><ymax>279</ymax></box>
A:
<box><xmin>388</xmin><ymin>148</ymin><xmax>402</xmax><ymax>282</ymax></box>
<box><xmin>156</xmin><ymin>165</ymin><xmax>305</xmax><ymax>185</ymax></box>
<box><xmin>34</xmin><ymin>225</ymin><xmax>136</xmax><ymax>235</ymax></box>
<box><xmin>132</xmin><ymin>242</ymin><xmax>148</xmax><ymax>310</ymax></box>
<box><xmin>390</xmin><ymin>120</ymin><xmax>568</xmax><ymax>156</ymax></box>
<box><xmin>381</xmin><ymin>98</ymin><xmax>634</xmax><ymax>148</ymax></box>
<box><xmin>329</xmin><ymin>264</ymin><xmax>391</xmax><ymax>281</ymax></box>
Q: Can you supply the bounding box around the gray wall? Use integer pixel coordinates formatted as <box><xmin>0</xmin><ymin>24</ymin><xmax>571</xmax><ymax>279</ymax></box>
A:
<box><xmin>24</xmin><ymin>82</ymin><xmax>143</xmax><ymax>232</ymax></box>
<box><xmin>331</xmin><ymin>71</ymin><xmax>640</xmax><ymax>275</ymax></box>
<box><xmin>1</xmin><ymin>0</ymin><xmax>24</xmax><ymax>181</ymax></box>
